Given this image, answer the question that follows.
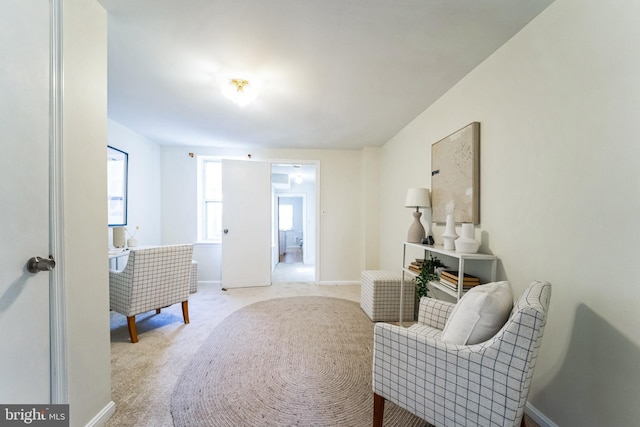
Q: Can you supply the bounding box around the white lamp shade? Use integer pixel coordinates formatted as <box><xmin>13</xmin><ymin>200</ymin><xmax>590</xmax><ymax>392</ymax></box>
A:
<box><xmin>405</xmin><ymin>188</ymin><xmax>431</xmax><ymax>208</ymax></box>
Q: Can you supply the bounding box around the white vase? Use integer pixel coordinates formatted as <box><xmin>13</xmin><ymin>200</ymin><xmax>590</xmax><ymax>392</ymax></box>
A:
<box><xmin>127</xmin><ymin>238</ymin><xmax>138</xmax><ymax>247</ymax></box>
<box><xmin>460</xmin><ymin>223</ymin><xmax>474</xmax><ymax>240</ymax></box>
<box><xmin>455</xmin><ymin>223</ymin><xmax>480</xmax><ymax>253</ymax></box>
<box><xmin>441</xmin><ymin>214</ymin><xmax>458</xmax><ymax>250</ymax></box>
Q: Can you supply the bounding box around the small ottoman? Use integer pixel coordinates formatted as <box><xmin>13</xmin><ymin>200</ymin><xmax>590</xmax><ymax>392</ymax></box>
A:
<box><xmin>360</xmin><ymin>270</ymin><xmax>414</xmax><ymax>322</ymax></box>
<box><xmin>190</xmin><ymin>260</ymin><xmax>198</xmax><ymax>293</ymax></box>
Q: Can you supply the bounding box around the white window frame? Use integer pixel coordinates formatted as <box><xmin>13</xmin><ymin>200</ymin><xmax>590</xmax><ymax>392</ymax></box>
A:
<box><xmin>197</xmin><ymin>156</ymin><xmax>222</xmax><ymax>243</ymax></box>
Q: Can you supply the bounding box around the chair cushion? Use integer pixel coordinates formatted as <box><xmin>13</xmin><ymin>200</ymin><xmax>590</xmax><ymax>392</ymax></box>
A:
<box><xmin>441</xmin><ymin>281</ymin><xmax>513</xmax><ymax>345</ymax></box>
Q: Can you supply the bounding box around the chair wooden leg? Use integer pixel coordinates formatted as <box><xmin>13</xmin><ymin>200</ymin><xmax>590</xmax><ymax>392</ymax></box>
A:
<box><xmin>156</xmin><ymin>308</ymin><xmax>161</xmax><ymax>314</ymax></box>
<box><xmin>373</xmin><ymin>392</ymin><xmax>385</xmax><ymax>427</ymax></box>
<box><xmin>182</xmin><ymin>301</ymin><xmax>190</xmax><ymax>324</ymax></box>
<box><xmin>126</xmin><ymin>316</ymin><xmax>138</xmax><ymax>343</ymax></box>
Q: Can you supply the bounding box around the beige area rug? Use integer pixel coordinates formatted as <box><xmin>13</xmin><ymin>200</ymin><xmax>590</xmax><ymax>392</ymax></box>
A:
<box><xmin>170</xmin><ymin>296</ymin><xmax>429</xmax><ymax>427</ymax></box>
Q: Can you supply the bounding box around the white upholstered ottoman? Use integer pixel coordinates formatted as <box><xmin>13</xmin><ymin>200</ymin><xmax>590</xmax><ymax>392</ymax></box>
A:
<box><xmin>360</xmin><ymin>270</ymin><xmax>414</xmax><ymax>322</ymax></box>
<box><xmin>189</xmin><ymin>260</ymin><xmax>198</xmax><ymax>293</ymax></box>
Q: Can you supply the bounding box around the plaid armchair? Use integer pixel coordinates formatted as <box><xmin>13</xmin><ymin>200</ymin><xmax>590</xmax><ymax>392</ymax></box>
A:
<box><xmin>372</xmin><ymin>280</ymin><xmax>551</xmax><ymax>427</ymax></box>
<box><xmin>109</xmin><ymin>244</ymin><xmax>194</xmax><ymax>343</ymax></box>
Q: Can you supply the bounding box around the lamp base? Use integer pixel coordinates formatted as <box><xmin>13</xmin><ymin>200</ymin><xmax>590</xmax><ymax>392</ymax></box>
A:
<box><xmin>407</xmin><ymin>211</ymin><xmax>426</xmax><ymax>243</ymax></box>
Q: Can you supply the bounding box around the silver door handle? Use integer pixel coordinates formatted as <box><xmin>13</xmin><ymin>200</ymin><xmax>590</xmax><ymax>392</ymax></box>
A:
<box><xmin>27</xmin><ymin>255</ymin><xmax>56</xmax><ymax>273</ymax></box>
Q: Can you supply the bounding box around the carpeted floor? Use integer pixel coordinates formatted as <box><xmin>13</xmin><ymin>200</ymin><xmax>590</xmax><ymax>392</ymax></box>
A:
<box><xmin>170</xmin><ymin>296</ymin><xmax>428</xmax><ymax>427</ymax></box>
<box><xmin>107</xmin><ymin>282</ymin><xmax>540</xmax><ymax>427</ymax></box>
<box><xmin>107</xmin><ymin>282</ymin><xmax>362</xmax><ymax>427</ymax></box>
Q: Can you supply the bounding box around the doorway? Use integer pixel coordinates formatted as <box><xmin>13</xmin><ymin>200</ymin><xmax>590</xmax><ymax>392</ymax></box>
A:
<box><xmin>271</xmin><ymin>163</ymin><xmax>317</xmax><ymax>282</ymax></box>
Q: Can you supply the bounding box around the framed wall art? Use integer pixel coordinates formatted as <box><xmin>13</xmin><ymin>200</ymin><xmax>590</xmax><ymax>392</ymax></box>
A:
<box><xmin>431</xmin><ymin>122</ymin><xmax>480</xmax><ymax>224</ymax></box>
<box><xmin>107</xmin><ymin>145</ymin><xmax>128</xmax><ymax>226</ymax></box>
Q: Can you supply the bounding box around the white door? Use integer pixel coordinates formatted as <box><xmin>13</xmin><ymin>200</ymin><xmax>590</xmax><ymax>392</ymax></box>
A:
<box><xmin>0</xmin><ymin>1</ymin><xmax>52</xmax><ymax>402</ymax></box>
<box><xmin>221</xmin><ymin>160</ymin><xmax>272</xmax><ymax>288</ymax></box>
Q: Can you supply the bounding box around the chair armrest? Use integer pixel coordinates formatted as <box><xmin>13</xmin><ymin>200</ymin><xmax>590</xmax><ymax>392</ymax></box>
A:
<box><xmin>372</xmin><ymin>322</ymin><xmax>498</xmax><ymax>425</ymax></box>
<box><xmin>417</xmin><ymin>297</ymin><xmax>455</xmax><ymax>329</ymax></box>
<box><xmin>372</xmin><ymin>322</ymin><xmax>476</xmax><ymax>406</ymax></box>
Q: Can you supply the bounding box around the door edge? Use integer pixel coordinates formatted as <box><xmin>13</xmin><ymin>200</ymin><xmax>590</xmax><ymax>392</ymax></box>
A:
<box><xmin>49</xmin><ymin>0</ymin><xmax>68</xmax><ymax>404</ymax></box>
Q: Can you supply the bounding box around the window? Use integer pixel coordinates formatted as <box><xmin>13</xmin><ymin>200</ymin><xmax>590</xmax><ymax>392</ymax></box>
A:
<box><xmin>107</xmin><ymin>146</ymin><xmax>128</xmax><ymax>226</ymax></box>
<box><xmin>279</xmin><ymin>204</ymin><xmax>293</xmax><ymax>231</ymax></box>
<box><xmin>197</xmin><ymin>157</ymin><xmax>222</xmax><ymax>242</ymax></box>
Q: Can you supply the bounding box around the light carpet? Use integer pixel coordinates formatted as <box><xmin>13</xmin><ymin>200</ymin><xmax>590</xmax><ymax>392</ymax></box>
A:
<box><xmin>170</xmin><ymin>296</ymin><xmax>428</xmax><ymax>427</ymax></box>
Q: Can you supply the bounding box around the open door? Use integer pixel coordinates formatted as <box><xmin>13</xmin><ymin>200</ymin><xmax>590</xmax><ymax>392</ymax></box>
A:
<box><xmin>221</xmin><ymin>160</ymin><xmax>271</xmax><ymax>288</ymax></box>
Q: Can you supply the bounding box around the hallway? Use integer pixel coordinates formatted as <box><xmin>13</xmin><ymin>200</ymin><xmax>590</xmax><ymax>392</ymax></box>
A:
<box><xmin>273</xmin><ymin>248</ymin><xmax>315</xmax><ymax>282</ymax></box>
<box><xmin>279</xmin><ymin>246</ymin><xmax>303</xmax><ymax>263</ymax></box>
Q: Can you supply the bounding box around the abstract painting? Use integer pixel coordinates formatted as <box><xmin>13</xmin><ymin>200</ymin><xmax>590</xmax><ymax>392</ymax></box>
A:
<box><xmin>431</xmin><ymin>122</ymin><xmax>480</xmax><ymax>224</ymax></box>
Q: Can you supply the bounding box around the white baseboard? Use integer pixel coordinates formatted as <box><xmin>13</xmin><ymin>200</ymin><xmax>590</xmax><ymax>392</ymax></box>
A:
<box><xmin>202</xmin><ymin>280</ymin><xmax>358</xmax><ymax>286</ymax></box>
<box><xmin>526</xmin><ymin>401</ymin><xmax>557</xmax><ymax>427</ymax></box>
<box><xmin>85</xmin><ymin>401</ymin><xmax>116</xmax><ymax>427</ymax></box>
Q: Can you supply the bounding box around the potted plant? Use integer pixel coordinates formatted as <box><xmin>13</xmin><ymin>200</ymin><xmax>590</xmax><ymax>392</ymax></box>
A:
<box><xmin>415</xmin><ymin>254</ymin><xmax>446</xmax><ymax>301</ymax></box>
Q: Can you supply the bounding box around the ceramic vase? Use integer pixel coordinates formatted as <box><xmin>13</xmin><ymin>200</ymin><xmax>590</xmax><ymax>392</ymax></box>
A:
<box><xmin>460</xmin><ymin>223</ymin><xmax>474</xmax><ymax>240</ymax></box>
<box><xmin>441</xmin><ymin>214</ymin><xmax>458</xmax><ymax>250</ymax></box>
<box><xmin>455</xmin><ymin>223</ymin><xmax>481</xmax><ymax>253</ymax></box>
<box><xmin>127</xmin><ymin>238</ymin><xmax>138</xmax><ymax>247</ymax></box>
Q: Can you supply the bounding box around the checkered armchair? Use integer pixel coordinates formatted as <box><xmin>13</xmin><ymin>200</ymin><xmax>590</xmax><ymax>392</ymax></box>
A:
<box><xmin>109</xmin><ymin>244</ymin><xmax>194</xmax><ymax>343</ymax></box>
<box><xmin>372</xmin><ymin>281</ymin><xmax>551</xmax><ymax>427</ymax></box>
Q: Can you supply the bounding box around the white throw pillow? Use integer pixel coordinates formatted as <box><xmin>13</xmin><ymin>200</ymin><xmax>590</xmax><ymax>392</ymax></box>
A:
<box><xmin>441</xmin><ymin>281</ymin><xmax>513</xmax><ymax>345</ymax></box>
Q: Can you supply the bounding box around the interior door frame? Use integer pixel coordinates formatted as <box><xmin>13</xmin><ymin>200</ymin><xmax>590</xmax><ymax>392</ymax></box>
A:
<box><xmin>270</xmin><ymin>159</ymin><xmax>320</xmax><ymax>282</ymax></box>
<box><xmin>50</xmin><ymin>0</ymin><xmax>68</xmax><ymax>403</ymax></box>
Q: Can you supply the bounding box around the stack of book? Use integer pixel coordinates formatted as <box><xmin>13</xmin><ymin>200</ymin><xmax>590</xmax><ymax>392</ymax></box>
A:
<box><xmin>408</xmin><ymin>259</ymin><xmax>424</xmax><ymax>274</ymax></box>
<box><xmin>439</xmin><ymin>270</ymin><xmax>481</xmax><ymax>291</ymax></box>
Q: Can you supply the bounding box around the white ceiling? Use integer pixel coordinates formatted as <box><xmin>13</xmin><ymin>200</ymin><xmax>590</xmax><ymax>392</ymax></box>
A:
<box><xmin>99</xmin><ymin>0</ymin><xmax>553</xmax><ymax>150</ymax></box>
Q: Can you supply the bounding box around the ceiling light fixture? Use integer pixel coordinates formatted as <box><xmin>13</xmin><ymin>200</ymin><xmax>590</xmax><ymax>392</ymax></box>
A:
<box><xmin>220</xmin><ymin>78</ymin><xmax>259</xmax><ymax>107</ymax></box>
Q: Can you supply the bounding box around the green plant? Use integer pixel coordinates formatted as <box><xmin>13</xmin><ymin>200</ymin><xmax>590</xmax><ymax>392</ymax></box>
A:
<box><xmin>415</xmin><ymin>254</ymin><xmax>446</xmax><ymax>299</ymax></box>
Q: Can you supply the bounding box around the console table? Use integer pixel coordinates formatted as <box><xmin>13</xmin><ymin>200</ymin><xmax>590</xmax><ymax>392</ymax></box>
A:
<box><xmin>400</xmin><ymin>242</ymin><xmax>498</xmax><ymax>324</ymax></box>
<box><xmin>108</xmin><ymin>247</ymin><xmax>132</xmax><ymax>270</ymax></box>
<box><xmin>109</xmin><ymin>245</ymin><xmax>159</xmax><ymax>269</ymax></box>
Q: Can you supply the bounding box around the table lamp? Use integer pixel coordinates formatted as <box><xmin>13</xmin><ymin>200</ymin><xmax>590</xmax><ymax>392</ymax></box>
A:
<box><xmin>405</xmin><ymin>188</ymin><xmax>432</xmax><ymax>244</ymax></box>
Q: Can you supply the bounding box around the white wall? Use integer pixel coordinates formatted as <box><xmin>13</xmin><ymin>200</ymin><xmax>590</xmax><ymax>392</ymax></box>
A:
<box><xmin>107</xmin><ymin>119</ymin><xmax>162</xmax><ymax>246</ymax></box>
<box><xmin>161</xmin><ymin>146</ymin><xmax>363</xmax><ymax>283</ymax></box>
<box><xmin>62</xmin><ymin>0</ymin><xmax>113</xmax><ymax>425</ymax></box>
<box><xmin>378</xmin><ymin>0</ymin><xmax>640</xmax><ymax>425</ymax></box>
<box><xmin>362</xmin><ymin>147</ymin><xmax>381</xmax><ymax>270</ymax></box>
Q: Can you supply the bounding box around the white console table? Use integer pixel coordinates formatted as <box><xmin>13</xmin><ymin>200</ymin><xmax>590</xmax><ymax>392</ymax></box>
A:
<box><xmin>400</xmin><ymin>242</ymin><xmax>498</xmax><ymax>325</ymax></box>
<box><xmin>108</xmin><ymin>247</ymin><xmax>132</xmax><ymax>270</ymax></box>
<box><xmin>109</xmin><ymin>246</ymin><xmax>156</xmax><ymax>270</ymax></box>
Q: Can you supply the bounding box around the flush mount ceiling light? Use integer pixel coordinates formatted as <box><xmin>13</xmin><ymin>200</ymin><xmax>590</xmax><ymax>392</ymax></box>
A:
<box><xmin>220</xmin><ymin>78</ymin><xmax>259</xmax><ymax>107</ymax></box>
